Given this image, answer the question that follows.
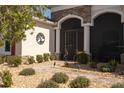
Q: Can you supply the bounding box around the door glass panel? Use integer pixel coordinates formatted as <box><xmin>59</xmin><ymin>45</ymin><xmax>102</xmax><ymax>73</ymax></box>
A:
<box><xmin>65</xmin><ymin>31</ymin><xmax>76</xmax><ymax>60</ymax></box>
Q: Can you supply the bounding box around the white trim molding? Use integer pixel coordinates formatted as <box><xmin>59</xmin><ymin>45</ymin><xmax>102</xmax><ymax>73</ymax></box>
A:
<box><xmin>83</xmin><ymin>23</ymin><xmax>91</xmax><ymax>55</ymax></box>
<box><xmin>51</xmin><ymin>5</ymin><xmax>82</xmax><ymax>12</ymax></box>
<box><xmin>55</xmin><ymin>14</ymin><xmax>84</xmax><ymax>55</ymax></box>
<box><xmin>91</xmin><ymin>8</ymin><xmax>124</xmax><ymax>26</ymax></box>
<box><xmin>57</xmin><ymin>14</ymin><xmax>84</xmax><ymax>29</ymax></box>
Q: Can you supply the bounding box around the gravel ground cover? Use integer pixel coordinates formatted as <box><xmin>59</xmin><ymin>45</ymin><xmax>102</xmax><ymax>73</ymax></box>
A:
<box><xmin>0</xmin><ymin>61</ymin><xmax>124</xmax><ymax>88</ymax></box>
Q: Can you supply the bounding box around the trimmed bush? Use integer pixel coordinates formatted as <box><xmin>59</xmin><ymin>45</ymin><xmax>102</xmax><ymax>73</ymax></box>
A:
<box><xmin>89</xmin><ymin>61</ymin><xmax>97</xmax><ymax>68</ymax></box>
<box><xmin>51</xmin><ymin>72</ymin><xmax>69</xmax><ymax>83</ymax></box>
<box><xmin>28</xmin><ymin>56</ymin><xmax>35</xmax><ymax>64</ymax></box>
<box><xmin>19</xmin><ymin>68</ymin><xmax>35</xmax><ymax>76</ymax></box>
<box><xmin>99</xmin><ymin>64</ymin><xmax>111</xmax><ymax>72</ymax></box>
<box><xmin>118</xmin><ymin>71</ymin><xmax>124</xmax><ymax>75</ymax></box>
<box><xmin>69</xmin><ymin>76</ymin><xmax>90</xmax><ymax>88</ymax></box>
<box><xmin>111</xmin><ymin>83</ymin><xmax>124</xmax><ymax>88</ymax></box>
<box><xmin>43</xmin><ymin>53</ymin><xmax>50</xmax><ymax>61</ymax></box>
<box><xmin>108</xmin><ymin>59</ymin><xmax>118</xmax><ymax>70</ymax></box>
<box><xmin>99</xmin><ymin>59</ymin><xmax>118</xmax><ymax>72</ymax></box>
<box><xmin>0</xmin><ymin>71</ymin><xmax>2</xmax><ymax>77</ymax></box>
<box><xmin>37</xmin><ymin>80</ymin><xmax>59</xmax><ymax>88</ymax></box>
<box><xmin>36</xmin><ymin>55</ymin><xmax>43</xmax><ymax>63</ymax></box>
<box><xmin>76</xmin><ymin>52</ymin><xmax>89</xmax><ymax>64</ymax></box>
<box><xmin>0</xmin><ymin>56</ymin><xmax>4</xmax><ymax>64</ymax></box>
<box><xmin>50</xmin><ymin>53</ymin><xmax>56</xmax><ymax>60</ymax></box>
<box><xmin>1</xmin><ymin>70</ymin><xmax>13</xmax><ymax>87</ymax></box>
<box><xmin>7</xmin><ymin>56</ymin><xmax>21</xmax><ymax>67</ymax></box>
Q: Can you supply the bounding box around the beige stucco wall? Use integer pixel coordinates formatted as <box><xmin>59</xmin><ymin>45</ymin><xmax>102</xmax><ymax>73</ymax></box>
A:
<box><xmin>0</xmin><ymin>21</ymin><xmax>55</xmax><ymax>57</ymax></box>
<box><xmin>91</xmin><ymin>5</ymin><xmax>124</xmax><ymax>25</ymax></box>
<box><xmin>21</xmin><ymin>22</ymin><xmax>55</xmax><ymax>58</ymax></box>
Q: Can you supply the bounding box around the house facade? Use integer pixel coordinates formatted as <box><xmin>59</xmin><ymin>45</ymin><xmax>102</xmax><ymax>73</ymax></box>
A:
<box><xmin>0</xmin><ymin>18</ymin><xmax>55</xmax><ymax>59</ymax></box>
<box><xmin>0</xmin><ymin>5</ymin><xmax>124</xmax><ymax>62</ymax></box>
<box><xmin>51</xmin><ymin>5</ymin><xmax>124</xmax><ymax>62</ymax></box>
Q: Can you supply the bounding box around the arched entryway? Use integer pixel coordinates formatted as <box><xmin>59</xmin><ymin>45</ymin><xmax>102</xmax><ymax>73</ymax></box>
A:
<box><xmin>90</xmin><ymin>13</ymin><xmax>123</xmax><ymax>62</ymax></box>
<box><xmin>60</xmin><ymin>18</ymin><xmax>84</xmax><ymax>60</ymax></box>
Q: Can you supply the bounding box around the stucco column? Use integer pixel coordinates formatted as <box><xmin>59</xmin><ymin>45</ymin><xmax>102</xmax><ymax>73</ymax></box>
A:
<box><xmin>55</xmin><ymin>28</ymin><xmax>60</xmax><ymax>59</ymax></box>
<box><xmin>84</xmin><ymin>24</ymin><xmax>90</xmax><ymax>55</ymax></box>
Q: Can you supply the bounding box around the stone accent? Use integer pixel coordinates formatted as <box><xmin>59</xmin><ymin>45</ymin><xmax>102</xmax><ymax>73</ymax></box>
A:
<box><xmin>51</xmin><ymin>5</ymin><xmax>91</xmax><ymax>23</ymax></box>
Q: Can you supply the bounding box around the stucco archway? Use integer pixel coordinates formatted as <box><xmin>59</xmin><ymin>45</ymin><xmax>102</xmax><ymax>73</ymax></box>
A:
<box><xmin>55</xmin><ymin>14</ymin><xmax>84</xmax><ymax>60</ymax></box>
<box><xmin>90</xmin><ymin>12</ymin><xmax>123</xmax><ymax>62</ymax></box>
<box><xmin>91</xmin><ymin>9</ymin><xmax>124</xmax><ymax>26</ymax></box>
<box><xmin>57</xmin><ymin>14</ymin><xmax>84</xmax><ymax>29</ymax></box>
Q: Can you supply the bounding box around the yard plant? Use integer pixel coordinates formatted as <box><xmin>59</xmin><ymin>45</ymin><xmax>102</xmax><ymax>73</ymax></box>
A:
<box><xmin>69</xmin><ymin>76</ymin><xmax>90</xmax><ymax>88</ymax></box>
<box><xmin>28</xmin><ymin>56</ymin><xmax>35</xmax><ymax>64</ymax></box>
<box><xmin>51</xmin><ymin>72</ymin><xmax>69</xmax><ymax>83</ymax></box>
<box><xmin>99</xmin><ymin>59</ymin><xmax>118</xmax><ymax>72</ymax></box>
<box><xmin>7</xmin><ymin>56</ymin><xmax>21</xmax><ymax>67</ymax></box>
<box><xmin>43</xmin><ymin>53</ymin><xmax>50</xmax><ymax>61</ymax></box>
<box><xmin>0</xmin><ymin>56</ymin><xmax>4</xmax><ymax>64</ymax></box>
<box><xmin>76</xmin><ymin>52</ymin><xmax>89</xmax><ymax>64</ymax></box>
<box><xmin>36</xmin><ymin>55</ymin><xmax>43</xmax><ymax>63</ymax></box>
<box><xmin>37</xmin><ymin>80</ymin><xmax>59</xmax><ymax>88</ymax></box>
<box><xmin>118</xmin><ymin>71</ymin><xmax>124</xmax><ymax>75</ymax></box>
<box><xmin>19</xmin><ymin>68</ymin><xmax>35</xmax><ymax>76</ymax></box>
<box><xmin>111</xmin><ymin>82</ymin><xmax>124</xmax><ymax>88</ymax></box>
<box><xmin>1</xmin><ymin>70</ymin><xmax>13</xmax><ymax>87</ymax></box>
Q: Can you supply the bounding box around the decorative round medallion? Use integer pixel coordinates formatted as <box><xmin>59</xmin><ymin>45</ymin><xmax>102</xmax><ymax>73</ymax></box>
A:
<box><xmin>36</xmin><ymin>33</ymin><xmax>45</xmax><ymax>45</ymax></box>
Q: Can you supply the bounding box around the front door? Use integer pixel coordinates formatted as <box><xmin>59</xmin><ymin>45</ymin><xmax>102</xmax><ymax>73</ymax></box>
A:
<box><xmin>60</xmin><ymin>18</ymin><xmax>84</xmax><ymax>60</ymax></box>
<box><xmin>65</xmin><ymin>31</ymin><xmax>76</xmax><ymax>60</ymax></box>
<box><xmin>61</xmin><ymin>29</ymin><xmax>84</xmax><ymax>60</ymax></box>
<box><xmin>63</xmin><ymin>29</ymin><xmax>84</xmax><ymax>60</ymax></box>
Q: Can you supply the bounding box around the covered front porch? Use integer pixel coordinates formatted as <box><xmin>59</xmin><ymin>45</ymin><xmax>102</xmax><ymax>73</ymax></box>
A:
<box><xmin>54</xmin><ymin>11</ymin><xmax>124</xmax><ymax>63</ymax></box>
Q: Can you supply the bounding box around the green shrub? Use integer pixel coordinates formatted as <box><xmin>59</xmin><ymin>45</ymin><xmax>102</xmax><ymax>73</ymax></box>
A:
<box><xmin>1</xmin><ymin>70</ymin><xmax>13</xmax><ymax>87</ymax></box>
<box><xmin>0</xmin><ymin>56</ymin><xmax>4</xmax><ymax>64</ymax></box>
<box><xmin>76</xmin><ymin>52</ymin><xmax>89</xmax><ymax>64</ymax></box>
<box><xmin>7</xmin><ymin>56</ymin><xmax>21</xmax><ymax>67</ymax></box>
<box><xmin>28</xmin><ymin>56</ymin><xmax>35</xmax><ymax>64</ymax></box>
<box><xmin>43</xmin><ymin>53</ymin><xmax>50</xmax><ymax>61</ymax></box>
<box><xmin>111</xmin><ymin>83</ymin><xmax>124</xmax><ymax>88</ymax></box>
<box><xmin>51</xmin><ymin>72</ymin><xmax>69</xmax><ymax>83</ymax></box>
<box><xmin>69</xmin><ymin>76</ymin><xmax>90</xmax><ymax>88</ymax></box>
<box><xmin>99</xmin><ymin>64</ymin><xmax>111</xmax><ymax>72</ymax></box>
<box><xmin>50</xmin><ymin>53</ymin><xmax>56</xmax><ymax>60</ymax></box>
<box><xmin>0</xmin><ymin>71</ymin><xmax>2</xmax><ymax>77</ymax></box>
<box><xmin>108</xmin><ymin>59</ymin><xmax>118</xmax><ymax>70</ymax></box>
<box><xmin>99</xmin><ymin>59</ymin><xmax>118</xmax><ymax>72</ymax></box>
<box><xmin>88</xmin><ymin>61</ymin><xmax>97</xmax><ymax>68</ymax></box>
<box><xmin>36</xmin><ymin>55</ymin><xmax>43</xmax><ymax>63</ymax></box>
<box><xmin>19</xmin><ymin>68</ymin><xmax>35</xmax><ymax>76</ymax></box>
<box><xmin>37</xmin><ymin>80</ymin><xmax>59</xmax><ymax>88</ymax></box>
<box><xmin>118</xmin><ymin>71</ymin><xmax>124</xmax><ymax>75</ymax></box>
